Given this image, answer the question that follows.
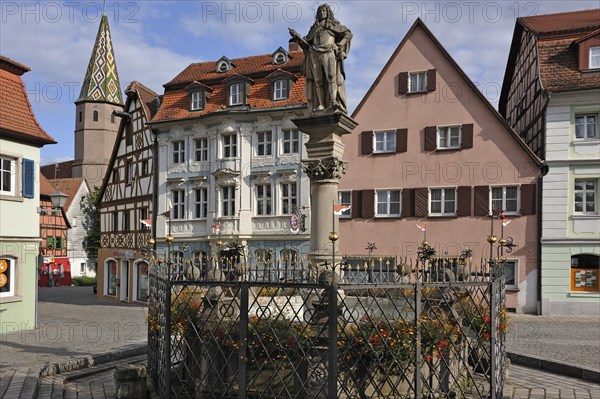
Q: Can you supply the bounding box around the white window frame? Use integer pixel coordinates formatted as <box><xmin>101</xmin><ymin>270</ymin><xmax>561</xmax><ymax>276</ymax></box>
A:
<box><xmin>375</xmin><ymin>189</ymin><xmax>401</xmax><ymax>217</ymax></box>
<box><xmin>273</xmin><ymin>79</ymin><xmax>289</xmax><ymax>100</ymax></box>
<box><xmin>574</xmin><ymin>179</ymin><xmax>597</xmax><ymax>214</ymax></box>
<box><xmin>373</xmin><ymin>130</ymin><xmax>396</xmax><ymax>153</ymax></box>
<box><xmin>190</xmin><ymin>91</ymin><xmax>203</xmax><ymax>111</ymax></box>
<box><xmin>194</xmin><ymin>138</ymin><xmax>208</xmax><ymax>162</ymax></box>
<box><xmin>0</xmin><ymin>156</ymin><xmax>16</xmax><ymax>196</ymax></box>
<box><xmin>172</xmin><ymin>189</ymin><xmax>186</xmax><ymax>220</ymax></box>
<box><xmin>429</xmin><ymin>187</ymin><xmax>457</xmax><ymax>216</ymax></box>
<box><xmin>575</xmin><ymin>114</ymin><xmax>598</xmax><ymax>140</ymax></box>
<box><xmin>280</xmin><ymin>182</ymin><xmax>297</xmax><ymax>215</ymax></box>
<box><xmin>223</xmin><ymin>134</ymin><xmax>237</xmax><ymax>159</ymax></box>
<box><xmin>437</xmin><ymin>126</ymin><xmax>461</xmax><ymax>149</ymax></box>
<box><xmin>490</xmin><ymin>185</ymin><xmax>520</xmax><ymax>215</ymax></box>
<box><xmin>256</xmin><ymin>184</ymin><xmax>272</xmax><ymax>216</ymax></box>
<box><xmin>194</xmin><ymin>188</ymin><xmax>208</xmax><ymax>219</ymax></box>
<box><xmin>503</xmin><ymin>259</ymin><xmax>518</xmax><ymax>290</ymax></box>
<box><xmin>408</xmin><ymin>71</ymin><xmax>427</xmax><ymax>93</ymax></box>
<box><xmin>229</xmin><ymin>83</ymin><xmax>244</xmax><ymax>106</ymax></box>
<box><xmin>0</xmin><ymin>257</ymin><xmax>16</xmax><ymax>298</ymax></box>
<box><xmin>172</xmin><ymin>140</ymin><xmax>185</xmax><ymax>164</ymax></box>
<box><xmin>338</xmin><ymin>191</ymin><xmax>352</xmax><ymax>218</ymax></box>
<box><xmin>281</xmin><ymin>129</ymin><xmax>300</xmax><ymax>154</ymax></box>
<box><xmin>256</xmin><ymin>131</ymin><xmax>273</xmax><ymax>156</ymax></box>
<box><xmin>221</xmin><ymin>186</ymin><xmax>236</xmax><ymax>217</ymax></box>
<box><xmin>590</xmin><ymin>46</ymin><xmax>600</xmax><ymax>69</ymax></box>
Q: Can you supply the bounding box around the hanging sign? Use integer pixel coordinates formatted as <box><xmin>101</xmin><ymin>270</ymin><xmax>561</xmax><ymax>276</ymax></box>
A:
<box><xmin>290</xmin><ymin>213</ymin><xmax>299</xmax><ymax>234</ymax></box>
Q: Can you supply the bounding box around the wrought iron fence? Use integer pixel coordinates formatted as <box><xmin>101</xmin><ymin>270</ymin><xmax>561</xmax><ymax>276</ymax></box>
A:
<box><xmin>148</xmin><ymin>255</ymin><xmax>506</xmax><ymax>398</ymax></box>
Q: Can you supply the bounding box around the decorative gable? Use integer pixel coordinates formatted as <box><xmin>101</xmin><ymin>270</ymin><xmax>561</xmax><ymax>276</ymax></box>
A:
<box><xmin>216</xmin><ymin>56</ymin><xmax>233</xmax><ymax>73</ymax></box>
<box><xmin>271</xmin><ymin>47</ymin><xmax>289</xmax><ymax>65</ymax></box>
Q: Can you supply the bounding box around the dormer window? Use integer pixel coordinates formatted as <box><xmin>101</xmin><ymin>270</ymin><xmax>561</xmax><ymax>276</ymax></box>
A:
<box><xmin>590</xmin><ymin>46</ymin><xmax>600</xmax><ymax>69</ymax></box>
<box><xmin>273</xmin><ymin>79</ymin><xmax>289</xmax><ymax>100</ymax></box>
<box><xmin>229</xmin><ymin>83</ymin><xmax>244</xmax><ymax>105</ymax></box>
<box><xmin>272</xmin><ymin>47</ymin><xmax>289</xmax><ymax>65</ymax></box>
<box><xmin>216</xmin><ymin>56</ymin><xmax>232</xmax><ymax>73</ymax></box>
<box><xmin>190</xmin><ymin>91</ymin><xmax>203</xmax><ymax>111</ymax></box>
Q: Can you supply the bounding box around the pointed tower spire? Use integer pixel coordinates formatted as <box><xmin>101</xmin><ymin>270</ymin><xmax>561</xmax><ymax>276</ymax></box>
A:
<box><xmin>76</xmin><ymin>15</ymin><xmax>123</xmax><ymax>105</ymax></box>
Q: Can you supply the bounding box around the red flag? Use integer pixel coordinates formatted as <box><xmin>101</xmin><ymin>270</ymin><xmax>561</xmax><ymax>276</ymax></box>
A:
<box><xmin>140</xmin><ymin>219</ymin><xmax>152</xmax><ymax>227</ymax></box>
<box><xmin>211</xmin><ymin>225</ymin><xmax>220</xmax><ymax>234</ymax></box>
<box><xmin>333</xmin><ymin>204</ymin><xmax>351</xmax><ymax>215</ymax></box>
<box><xmin>502</xmin><ymin>218</ymin><xmax>511</xmax><ymax>227</ymax></box>
<box><xmin>416</xmin><ymin>224</ymin><xmax>426</xmax><ymax>232</ymax></box>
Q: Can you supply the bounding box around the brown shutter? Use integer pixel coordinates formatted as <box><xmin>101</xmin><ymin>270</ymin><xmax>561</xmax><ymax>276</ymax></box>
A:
<box><xmin>396</xmin><ymin>128</ymin><xmax>408</xmax><ymax>153</ymax></box>
<box><xmin>520</xmin><ymin>184</ymin><xmax>537</xmax><ymax>215</ymax></box>
<box><xmin>474</xmin><ymin>185</ymin><xmax>490</xmax><ymax>216</ymax></box>
<box><xmin>424</xmin><ymin>126</ymin><xmax>437</xmax><ymax>151</ymax></box>
<box><xmin>457</xmin><ymin>186</ymin><xmax>472</xmax><ymax>216</ymax></box>
<box><xmin>414</xmin><ymin>188</ymin><xmax>428</xmax><ymax>217</ymax></box>
<box><xmin>461</xmin><ymin>123</ymin><xmax>473</xmax><ymax>149</ymax></box>
<box><xmin>361</xmin><ymin>190</ymin><xmax>375</xmax><ymax>218</ymax></box>
<box><xmin>361</xmin><ymin>131</ymin><xmax>373</xmax><ymax>155</ymax></box>
<box><xmin>351</xmin><ymin>190</ymin><xmax>361</xmax><ymax>219</ymax></box>
<box><xmin>398</xmin><ymin>72</ymin><xmax>408</xmax><ymax>95</ymax></box>
<box><xmin>427</xmin><ymin>69</ymin><xmax>436</xmax><ymax>92</ymax></box>
<box><xmin>402</xmin><ymin>189</ymin><xmax>414</xmax><ymax>217</ymax></box>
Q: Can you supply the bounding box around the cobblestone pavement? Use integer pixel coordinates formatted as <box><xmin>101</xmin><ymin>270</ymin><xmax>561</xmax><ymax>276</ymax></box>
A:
<box><xmin>507</xmin><ymin>364</ymin><xmax>600</xmax><ymax>398</ymax></box>
<box><xmin>0</xmin><ymin>286</ymin><xmax>147</xmax><ymax>370</ymax></box>
<box><xmin>505</xmin><ymin>314</ymin><xmax>600</xmax><ymax>371</ymax></box>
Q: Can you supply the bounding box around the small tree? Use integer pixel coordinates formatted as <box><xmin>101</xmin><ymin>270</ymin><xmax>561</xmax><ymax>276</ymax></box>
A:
<box><xmin>82</xmin><ymin>186</ymin><xmax>101</xmax><ymax>272</ymax></box>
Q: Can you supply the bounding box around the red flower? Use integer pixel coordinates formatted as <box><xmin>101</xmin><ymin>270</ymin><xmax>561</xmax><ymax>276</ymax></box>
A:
<box><xmin>483</xmin><ymin>316</ymin><xmax>491</xmax><ymax>323</ymax></box>
<box><xmin>436</xmin><ymin>353</ymin><xmax>443</xmax><ymax>358</ymax></box>
<box><xmin>483</xmin><ymin>333</ymin><xmax>491</xmax><ymax>340</ymax></box>
<box><xmin>425</xmin><ymin>354</ymin><xmax>432</xmax><ymax>363</ymax></box>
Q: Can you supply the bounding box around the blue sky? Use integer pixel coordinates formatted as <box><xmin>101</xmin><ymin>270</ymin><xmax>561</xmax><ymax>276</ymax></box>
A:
<box><xmin>1</xmin><ymin>0</ymin><xmax>597</xmax><ymax>164</ymax></box>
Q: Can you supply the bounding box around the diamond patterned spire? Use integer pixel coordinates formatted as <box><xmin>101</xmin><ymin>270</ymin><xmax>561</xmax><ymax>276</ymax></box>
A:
<box><xmin>76</xmin><ymin>15</ymin><xmax>123</xmax><ymax>105</ymax></box>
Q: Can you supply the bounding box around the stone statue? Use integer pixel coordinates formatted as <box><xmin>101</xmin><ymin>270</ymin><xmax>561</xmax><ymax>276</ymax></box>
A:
<box><xmin>289</xmin><ymin>4</ymin><xmax>352</xmax><ymax>113</ymax></box>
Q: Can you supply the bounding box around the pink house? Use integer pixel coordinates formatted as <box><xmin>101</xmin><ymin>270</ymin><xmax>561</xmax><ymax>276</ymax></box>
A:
<box><xmin>339</xmin><ymin>19</ymin><xmax>542</xmax><ymax>313</ymax></box>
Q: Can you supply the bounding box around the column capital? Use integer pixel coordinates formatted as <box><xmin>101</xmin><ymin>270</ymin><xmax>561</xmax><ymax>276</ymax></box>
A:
<box><xmin>302</xmin><ymin>158</ymin><xmax>347</xmax><ymax>181</ymax></box>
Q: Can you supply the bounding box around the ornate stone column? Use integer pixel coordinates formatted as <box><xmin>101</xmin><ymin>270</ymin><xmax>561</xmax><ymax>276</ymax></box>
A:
<box><xmin>293</xmin><ymin>113</ymin><xmax>358</xmax><ymax>271</ymax></box>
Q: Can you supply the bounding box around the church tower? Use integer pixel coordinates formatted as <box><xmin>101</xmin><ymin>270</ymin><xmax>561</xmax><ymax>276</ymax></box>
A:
<box><xmin>73</xmin><ymin>14</ymin><xmax>124</xmax><ymax>186</ymax></box>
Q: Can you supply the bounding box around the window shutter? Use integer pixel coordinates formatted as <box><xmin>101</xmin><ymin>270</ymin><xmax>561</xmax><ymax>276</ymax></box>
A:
<box><xmin>424</xmin><ymin>126</ymin><xmax>437</xmax><ymax>151</ymax></box>
<box><xmin>457</xmin><ymin>186</ymin><xmax>472</xmax><ymax>216</ymax></box>
<box><xmin>361</xmin><ymin>190</ymin><xmax>375</xmax><ymax>218</ymax></box>
<box><xmin>427</xmin><ymin>69</ymin><xmax>436</xmax><ymax>92</ymax></box>
<box><xmin>22</xmin><ymin>158</ymin><xmax>35</xmax><ymax>199</ymax></box>
<box><xmin>414</xmin><ymin>188</ymin><xmax>428</xmax><ymax>217</ymax></box>
<box><xmin>461</xmin><ymin>123</ymin><xmax>473</xmax><ymax>149</ymax></box>
<box><xmin>520</xmin><ymin>184</ymin><xmax>537</xmax><ymax>215</ymax></box>
<box><xmin>361</xmin><ymin>131</ymin><xmax>373</xmax><ymax>155</ymax></box>
<box><xmin>351</xmin><ymin>190</ymin><xmax>361</xmax><ymax>219</ymax></box>
<box><xmin>474</xmin><ymin>185</ymin><xmax>489</xmax><ymax>216</ymax></box>
<box><xmin>402</xmin><ymin>189</ymin><xmax>414</xmax><ymax>217</ymax></box>
<box><xmin>396</xmin><ymin>129</ymin><xmax>408</xmax><ymax>153</ymax></box>
<box><xmin>398</xmin><ymin>72</ymin><xmax>408</xmax><ymax>95</ymax></box>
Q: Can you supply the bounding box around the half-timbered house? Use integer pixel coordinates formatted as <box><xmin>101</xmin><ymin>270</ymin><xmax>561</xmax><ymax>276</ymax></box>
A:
<box><xmin>39</xmin><ymin>174</ymin><xmax>71</xmax><ymax>287</ymax></box>
<box><xmin>499</xmin><ymin>9</ymin><xmax>600</xmax><ymax>315</ymax></box>
<box><xmin>149</xmin><ymin>44</ymin><xmax>310</xmax><ymax>277</ymax></box>
<box><xmin>96</xmin><ymin>81</ymin><xmax>159</xmax><ymax>303</ymax></box>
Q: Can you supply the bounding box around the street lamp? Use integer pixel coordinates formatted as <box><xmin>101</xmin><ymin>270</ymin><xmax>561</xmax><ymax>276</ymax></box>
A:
<box><xmin>48</xmin><ymin>191</ymin><xmax>68</xmax><ymax>287</ymax></box>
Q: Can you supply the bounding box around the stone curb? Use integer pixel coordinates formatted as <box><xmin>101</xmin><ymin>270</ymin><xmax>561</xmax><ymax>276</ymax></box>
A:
<box><xmin>507</xmin><ymin>351</ymin><xmax>600</xmax><ymax>383</ymax></box>
<box><xmin>38</xmin><ymin>343</ymin><xmax>147</xmax><ymax>378</ymax></box>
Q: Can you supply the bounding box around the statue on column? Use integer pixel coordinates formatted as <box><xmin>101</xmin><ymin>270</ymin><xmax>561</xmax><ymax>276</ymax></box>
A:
<box><xmin>289</xmin><ymin>4</ymin><xmax>352</xmax><ymax>114</ymax></box>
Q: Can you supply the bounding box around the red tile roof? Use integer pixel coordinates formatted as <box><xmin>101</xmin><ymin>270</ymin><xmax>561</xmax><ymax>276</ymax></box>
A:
<box><xmin>152</xmin><ymin>50</ymin><xmax>307</xmax><ymax>123</ymax></box>
<box><xmin>39</xmin><ymin>174</ymin><xmax>58</xmax><ymax>197</ymax></box>
<box><xmin>0</xmin><ymin>55</ymin><xmax>55</xmax><ymax>145</ymax></box>
<box><xmin>520</xmin><ymin>9</ymin><xmax>600</xmax><ymax>36</ymax></box>
<box><xmin>125</xmin><ymin>81</ymin><xmax>160</xmax><ymax>119</ymax></box>
<box><xmin>538</xmin><ymin>37</ymin><xmax>600</xmax><ymax>92</ymax></box>
<box><xmin>48</xmin><ymin>178</ymin><xmax>87</xmax><ymax>212</ymax></box>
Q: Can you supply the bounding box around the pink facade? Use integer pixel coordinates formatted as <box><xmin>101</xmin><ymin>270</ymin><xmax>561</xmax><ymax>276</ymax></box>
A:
<box><xmin>339</xmin><ymin>20</ymin><xmax>541</xmax><ymax>313</ymax></box>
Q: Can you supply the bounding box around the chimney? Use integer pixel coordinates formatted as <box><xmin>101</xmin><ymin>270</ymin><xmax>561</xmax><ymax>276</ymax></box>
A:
<box><xmin>288</xmin><ymin>40</ymin><xmax>300</xmax><ymax>53</ymax></box>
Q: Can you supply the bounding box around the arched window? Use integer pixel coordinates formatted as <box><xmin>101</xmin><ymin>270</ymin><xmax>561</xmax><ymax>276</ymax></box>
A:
<box><xmin>93</xmin><ymin>110</ymin><xmax>99</xmax><ymax>122</ymax></box>
<box><xmin>253</xmin><ymin>249</ymin><xmax>274</xmax><ymax>281</ymax></box>
<box><xmin>571</xmin><ymin>254</ymin><xmax>599</xmax><ymax>292</ymax></box>
<box><xmin>111</xmin><ymin>113</ymin><xmax>116</xmax><ymax>123</ymax></box>
<box><xmin>106</xmin><ymin>259</ymin><xmax>117</xmax><ymax>296</ymax></box>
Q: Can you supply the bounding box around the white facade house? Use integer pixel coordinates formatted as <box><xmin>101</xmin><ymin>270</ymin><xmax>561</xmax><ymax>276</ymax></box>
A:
<box><xmin>150</xmin><ymin>47</ymin><xmax>311</xmax><ymax>271</ymax></box>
